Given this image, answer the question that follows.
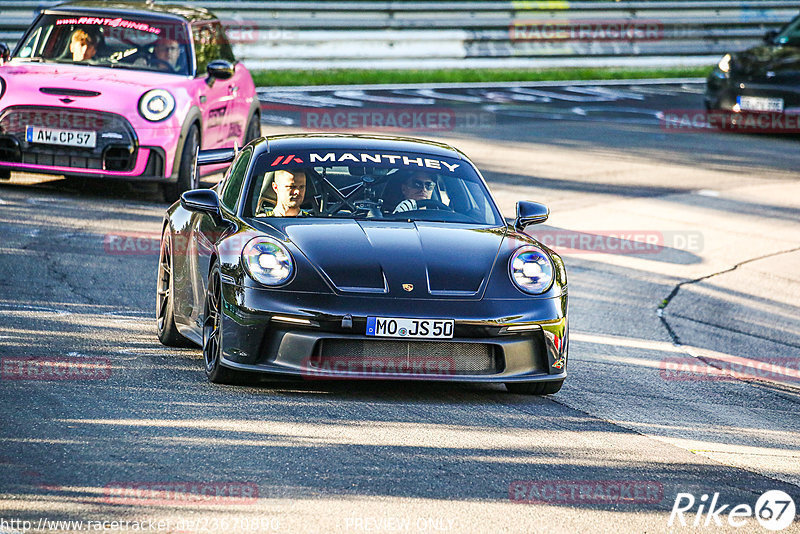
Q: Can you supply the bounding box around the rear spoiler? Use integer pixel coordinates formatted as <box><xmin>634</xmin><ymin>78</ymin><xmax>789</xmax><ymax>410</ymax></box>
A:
<box><xmin>191</xmin><ymin>147</ymin><xmax>237</xmax><ymax>187</ymax></box>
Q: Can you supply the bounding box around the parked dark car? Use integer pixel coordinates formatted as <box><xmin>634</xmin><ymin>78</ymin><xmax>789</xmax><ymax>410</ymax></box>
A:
<box><xmin>156</xmin><ymin>134</ymin><xmax>569</xmax><ymax>394</ymax></box>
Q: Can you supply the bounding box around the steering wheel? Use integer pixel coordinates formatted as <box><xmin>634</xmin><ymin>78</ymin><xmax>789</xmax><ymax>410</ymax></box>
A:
<box><xmin>415</xmin><ymin>199</ymin><xmax>452</xmax><ymax>211</ymax></box>
<box><xmin>149</xmin><ymin>57</ymin><xmax>174</xmax><ymax>72</ymax></box>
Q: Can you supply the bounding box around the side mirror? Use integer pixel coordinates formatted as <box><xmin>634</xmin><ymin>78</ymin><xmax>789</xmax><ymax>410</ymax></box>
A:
<box><xmin>515</xmin><ymin>200</ymin><xmax>549</xmax><ymax>231</ymax></box>
<box><xmin>764</xmin><ymin>29</ymin><xmax>779</xmax><ymax>44</ymax></box>
<box><xmin>181</xmin><ymin>189</ymin><xmax>221</xmax><ymax>218</ymax></box>
<box><xmin>0</xmin><ymin>43</ymin><xmax>10</xmax><ymax>63</ymax></box>
<box><xmin>207</xmin><ymin>59</ymin><xmax>234</xmax><ymax>82</ymax></box>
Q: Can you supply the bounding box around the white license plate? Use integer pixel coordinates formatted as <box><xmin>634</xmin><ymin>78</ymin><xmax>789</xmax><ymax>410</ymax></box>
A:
<box><xmin>26</xmin><ymin>126</ymin><xmax>97</xmax><ymax>148</ymax></box>
<box><xmin>366</xmin><ymin>317</ymin><xmax>454</xmax><ymax>339</ymax></box>
<box><xmin>737</xmin><ymin>96</ymin><xmax>784</xmax><ymax>112</ymax></box>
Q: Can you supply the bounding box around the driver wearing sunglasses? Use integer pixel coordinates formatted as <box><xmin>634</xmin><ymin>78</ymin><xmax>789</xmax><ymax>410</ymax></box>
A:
<box><xmin>393</xmin><ymin>171</ymin><xmax>437</xmax><ymax>213</ymax></box>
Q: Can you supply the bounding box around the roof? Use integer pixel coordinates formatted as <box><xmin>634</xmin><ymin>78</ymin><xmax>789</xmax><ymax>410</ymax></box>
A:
<box><xmin>260</xmin><ymin>134</ymin><xmax>467</xmax><ymax>160</ymax></box>
<box><xmin>46</xmin><ymin>1</ymin><xmax>216</xmax><ymax>23</ymax></box>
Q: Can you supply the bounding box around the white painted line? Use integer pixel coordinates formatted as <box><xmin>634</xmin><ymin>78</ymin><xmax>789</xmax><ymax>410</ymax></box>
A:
<box><xmin>333</xmin><ymin>90</ymin><xmax>436</xmax><ymax>105</ymax></box>
<box><xmin>257</xmin><ymin>78</ymin><xmax>707</xmax><ymax>93</ymax></box>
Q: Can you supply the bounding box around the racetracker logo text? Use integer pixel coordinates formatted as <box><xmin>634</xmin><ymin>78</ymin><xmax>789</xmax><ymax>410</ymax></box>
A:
<box><xmin>510</xmin><ymin>20</ymin><xmax>664</xmax><ymax>42</ymax></box>
<box><xmin>301</xmin><ymin>356</ymin><xmax>456</xmax><ymax>380</ymax></box>
<box><xmin>104</xmin><ymin>482</ymin><xmax>259</xmax><ymax>505</ymax></box>
<box><xmin>509</xmin><ymin>480</ymin><xmax>663</xmax><ymax>504</ymax></box>
<box><xmin>1</xmin><ymin>357</ymin><xmax>111</xmax><ymax>380</ymax></box>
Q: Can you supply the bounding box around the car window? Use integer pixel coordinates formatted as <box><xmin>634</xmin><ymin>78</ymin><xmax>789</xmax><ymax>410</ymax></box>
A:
<box><xmin>242</xmin><ymin>150</ymin><xmax>504</xmax><ymax>226</ymax></box>
<box><xmin>221</xmin><ymin>147</ymin><xmax>252</xmax><ymax>212</ymax></box>
<box><xmin>193</xmin><ymin>22</ymin><xmax>235</xmax><ymax>75</ymax></box>
<box><xmin>14</xmin><ymin>13</ymin><xmax>191</xmax><ymax>75</ymax></box>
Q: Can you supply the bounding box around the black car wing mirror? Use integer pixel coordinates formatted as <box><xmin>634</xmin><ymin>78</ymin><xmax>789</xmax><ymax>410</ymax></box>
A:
<box><xmin>181</xmin><ymin>189</ymin><xmax>222</xmax><ymax>221</ymax></box>
<box><xmin>764</xmin><ymin>29</ymin><xmax>779</xmax><ymax>44</ymax></box>
<box><xmin>206</xmin><ymin>59</ymin><xmax>234</xmax><ymax>85</ymax></box>
<box><xmin>0</xmin><ymin>43</ymin><xmax>10</xmax><ymax>63</ymax></box>
<box><xmin>515</xmin><ymin>200</ymin><xmax>549</xmax><ymax>231</ymax></box>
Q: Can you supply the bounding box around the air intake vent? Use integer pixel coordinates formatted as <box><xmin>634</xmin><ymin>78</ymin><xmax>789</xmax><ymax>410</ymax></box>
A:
<box><xmin>39</xmin><ymin>88</ymin><xmax>101</xmax><ymax>97</ymax></box>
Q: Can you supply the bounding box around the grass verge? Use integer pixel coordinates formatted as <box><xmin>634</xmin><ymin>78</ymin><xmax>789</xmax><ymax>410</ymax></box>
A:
<box><xmin>251</xmin><ymin>66</ymin><xmax>712</xmax><ymax>87</ymax></box>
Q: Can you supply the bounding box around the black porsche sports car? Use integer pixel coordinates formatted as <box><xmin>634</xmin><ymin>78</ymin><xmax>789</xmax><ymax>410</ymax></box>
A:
<box><xmin>705</xmin><ymin>13</ymin><xmax>800</xmax><ymax>114</ymax></box>
<box><xmin>156</xmin><ymin>134</ymin><xmax>568</xmax><ymax>395</ymax></box>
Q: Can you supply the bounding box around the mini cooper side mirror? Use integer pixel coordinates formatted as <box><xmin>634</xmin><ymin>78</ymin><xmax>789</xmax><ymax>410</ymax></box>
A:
<box><xmin>515</xmin><ymin>200</ymin><xmax>549</xmax><ymax>231</ymax></box>
<box><xmin>181</xmin><ymin>189</ymin><xmax>221</xmax><ymax>218</ymax></box>
<box><xmin>0</xmin><ymin>43</ymin><xmax>10</xmax><ymax>63</ymax></box>
<box><xmin>207</xmin><ymin>60</ymin><xmax>234</xmax><ymax>82</ymax></box>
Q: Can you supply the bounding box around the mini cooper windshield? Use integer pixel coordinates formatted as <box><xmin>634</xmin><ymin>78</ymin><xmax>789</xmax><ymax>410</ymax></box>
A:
<box><xmin>244</xmin><ymin>150</ymin><xmax>505</xmax><ymax>225</ymax></box>
<box><xmin>15</xmin><ymin>13</ymin><xmax>192</xmax><ymax>75</ymax></box>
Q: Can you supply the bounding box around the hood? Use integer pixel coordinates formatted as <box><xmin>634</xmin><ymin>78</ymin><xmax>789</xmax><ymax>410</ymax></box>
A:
<box><xmin>733</xmin><ymin>45</ymin><xmax>800</xmax><ymax>80</ymax></box>
<box><xmin>280</xmin><ymin>219</ymin><xmax>507</xmax><ymax>299</ymax></box>
<box><xmin>0</xmin><ymin>60</ymin><xmax>187</xmax><ymax>112</ymax></box>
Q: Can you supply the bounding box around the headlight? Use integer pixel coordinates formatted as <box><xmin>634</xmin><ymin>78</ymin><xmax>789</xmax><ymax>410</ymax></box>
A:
<box><xmin>138</xmin><ymin>89</ymin><xmax>175</xmax><ymax>122</ymax></box>
<box><xmin>242</xmin><ymin>237</ymin><xmax>294</xmax><ymax>286</ymax></box>
<box><xmin>509</xmin><ymin>245</ymin><xmax>554</xmax><ymax>294</ymax></box>
<box><xmin>0</xmin><ymin>77</ymin><xmax>5</xmax><ymax>100</ymax></box>
<box><xmin>718</xmin><ymin>54</ymin><xmax>731</xmax><ymax>74</ymax></box>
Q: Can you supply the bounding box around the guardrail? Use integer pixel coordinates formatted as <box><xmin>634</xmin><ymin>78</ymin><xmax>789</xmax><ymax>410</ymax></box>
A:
<box><xmin>0</xmin><ymin>1</ymin><xmax>796</xmax><ymax>69</ymax></box>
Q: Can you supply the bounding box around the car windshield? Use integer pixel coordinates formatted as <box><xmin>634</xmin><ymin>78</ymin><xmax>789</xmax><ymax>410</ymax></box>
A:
<box><xmin>242</xmin><ymin>149</ymin><xmax>505</xmax><ymax>225</ymax></box>
<box><xmin>14</xmin><ymin>13</ymin><xmax>192</xmax><ymax>75</ymax></box>
<box><xmin>776</xmin><ymin>16</ymin><xmax>800</xmax><ymax>46</ymax></box>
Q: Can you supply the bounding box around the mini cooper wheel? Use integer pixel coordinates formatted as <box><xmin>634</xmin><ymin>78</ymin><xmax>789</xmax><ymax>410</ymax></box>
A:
<box><xmin>163</xmin><ymin>124</ymin><xmax>199</xmax><ymax>201</ymax></box>
<box><xmin>156</xmin><ymin>230</ymin><xmax>190</xmax><ymax>346</ymax></box>
<box><xmin>203</xmin><ymin>263</ymin><xmax>244</xmax><ymax>384</ymax></box>
<box><xmin>505</xmin><ymin>380</ymin><xmax>563</xmax><ymax>395</ymax></box>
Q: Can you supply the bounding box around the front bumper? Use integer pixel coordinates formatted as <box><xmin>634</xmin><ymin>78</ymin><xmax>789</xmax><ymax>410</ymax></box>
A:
<box><xmin>0</xmin><ymin>105</ymin><xmax>177</xmax><ymax>181</ymax></box>
<box><xmin>218</xmin><ymin>284</ymin><xmax>569</xmax><ymax>383</ymax></box>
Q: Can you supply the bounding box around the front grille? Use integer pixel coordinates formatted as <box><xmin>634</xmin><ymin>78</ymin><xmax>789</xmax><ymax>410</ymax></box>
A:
<box><xmin>0</xmin><ymin>106</ymin><xmax>137</xmax><ymax>172</ymax></box>
<box><xmin>311</xmin><ymin>339</ymin><xmax>499</xmax><ymax>375</ymax></box>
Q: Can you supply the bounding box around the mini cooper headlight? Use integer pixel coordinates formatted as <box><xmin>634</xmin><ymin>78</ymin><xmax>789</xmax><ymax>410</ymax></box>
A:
<box><xmin>242</xmin><ymin>237</ymin><xmax>294</xmax><ymax>286</ymax></box>
<box><xmin>510</xmin><ymin>245</ymin><xmax>554</xmax><ymax>294</ymax></box>
<box><xmin>0</xmin><ymin>77</ymin><xmax>6</xmax><ymax>100</ymax></box>
<box><xmin>138</xmin><ymin>89</ymin><xmax>175</xmax><ymax>122</ymax></box>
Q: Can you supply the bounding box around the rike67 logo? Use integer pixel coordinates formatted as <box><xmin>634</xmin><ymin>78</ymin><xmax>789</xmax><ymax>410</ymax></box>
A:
<box><xmin>669</xmin><ymin>490</ymin><xmax>796</xmax><ymax>531</ymax></box>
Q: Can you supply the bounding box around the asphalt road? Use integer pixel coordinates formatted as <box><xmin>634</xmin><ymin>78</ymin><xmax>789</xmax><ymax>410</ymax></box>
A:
<box><xmin>1</xmin><ymin>81</ymin><xmax>799</xmax><ymax>534</ymax></box>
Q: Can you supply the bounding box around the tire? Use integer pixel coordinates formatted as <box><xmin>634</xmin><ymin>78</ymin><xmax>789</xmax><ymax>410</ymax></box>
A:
<box><xmin>505</xmin><ymin>380</ymin><xmax>563</xmax><ymax>395</ymax></box>
<box><xmin>162</xmin><ymin>124</ymin><xmax>199</xmax><ymax>201</ymax></box>
<box><xmin>244</xmin><ymin>112</ymin><xmax>261</xmax><ymax>144</ymax></box>
<box><xmin>156</xmin><ymin>230</ymin><xmax>192</xmax><ymax>347</ymax></box>
<box><xmin>203</xmin><ymin>262</ymin><xmax>245</xmax><ymax>384</ymax></box>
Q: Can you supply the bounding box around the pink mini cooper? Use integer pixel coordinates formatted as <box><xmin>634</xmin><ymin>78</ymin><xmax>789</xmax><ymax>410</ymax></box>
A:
<box><xmin>0</xmin><ymin>1</ymin><xmax>260</xmax><ymax>199</ymax></box>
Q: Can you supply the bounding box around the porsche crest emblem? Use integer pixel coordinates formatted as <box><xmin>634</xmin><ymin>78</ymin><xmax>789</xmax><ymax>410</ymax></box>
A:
<box><xmin>402</xmin><ymin>284</ymin><xmax>414</xmax><ymax>292</ymax></box>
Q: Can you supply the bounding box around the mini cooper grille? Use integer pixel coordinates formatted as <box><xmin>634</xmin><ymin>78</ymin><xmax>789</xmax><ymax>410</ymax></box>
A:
<box><xmin>311</xmin><ymin>339</ymin><xmax>499</xmax><ymax>375</ymax></box>
<box><xmin>0</xmin><ymin>106</ymin><xmax>137</xmax><ymax>171</ymax></box>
